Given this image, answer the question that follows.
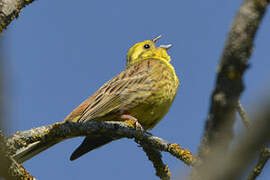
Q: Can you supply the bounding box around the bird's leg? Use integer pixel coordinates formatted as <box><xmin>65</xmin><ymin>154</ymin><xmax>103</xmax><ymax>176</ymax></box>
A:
<box><xmin>120</xmin><ymin>114</ymin><xmax>144</xmax><ymax>131</ymax></box>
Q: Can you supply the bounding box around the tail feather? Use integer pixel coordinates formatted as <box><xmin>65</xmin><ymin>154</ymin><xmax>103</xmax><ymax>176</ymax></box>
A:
<box><xmin>13</xmin><ymin>140</ymin><xmax>60</xmax><ymax>164</ymax></box>
<box><xmin>12</xmin><ymin>136</ymin><xmax>117</xmax><ymax>163</ymax></box>
<box><xmin>70</xmin><ymin>136</ymin><xmax>115</xmax><ymax>161</ymax></box>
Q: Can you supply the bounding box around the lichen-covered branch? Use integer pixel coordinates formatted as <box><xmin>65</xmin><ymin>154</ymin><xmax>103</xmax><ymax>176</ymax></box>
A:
<box><xmin>6</xmin><ymin>120</ymin><xmax>196</xmax><ymax>179</ymax></box>
<box><xmin>0</xmin><ymin>131</ymin><xmax>36</xmax><ymax>180</ymax></box>
<box><xmin>139</xmin><ymin>140</ymin><xmax>171</xmax><ymax>180</ymax></box>
<box><xmin>198</xmin><ymin>0</ymin><xmax>269</xmax><ymax>158</ymax></box>
<box><xmin>0</xmin><ymin>0</ymin><xmax>35</xmax><ymax>34</ymax></box>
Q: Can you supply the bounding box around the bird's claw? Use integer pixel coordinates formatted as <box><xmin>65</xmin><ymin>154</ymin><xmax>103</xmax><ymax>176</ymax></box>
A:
<box><xmin>120</xmin><ymin>114</ymin><xmax>144</xmax><ymax>131</ymax></box>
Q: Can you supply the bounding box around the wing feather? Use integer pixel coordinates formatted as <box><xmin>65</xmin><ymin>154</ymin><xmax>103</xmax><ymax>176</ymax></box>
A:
<box><xmin>77</xmin><ymin>60</ymin><xmax>156</xmax><ymax>122</ymax></box>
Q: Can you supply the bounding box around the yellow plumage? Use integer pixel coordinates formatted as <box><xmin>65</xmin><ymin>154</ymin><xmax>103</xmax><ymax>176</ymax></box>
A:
<box><xmin>65</xmin><ymin>36</ymin><xmax>179</xmax><ymax>160</ymax></box>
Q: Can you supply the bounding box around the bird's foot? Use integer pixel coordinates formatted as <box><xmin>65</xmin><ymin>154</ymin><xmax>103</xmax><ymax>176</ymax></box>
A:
<box><xmin>120</xmin><ymin>114</ymin><xmax>144</xmax><ymax>131</ymax></box>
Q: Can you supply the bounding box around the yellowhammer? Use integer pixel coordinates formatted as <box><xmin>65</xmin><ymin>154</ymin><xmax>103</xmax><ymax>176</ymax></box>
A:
<box><xmin>64</xmin><ymin>35</ymin><xmax>179</xmax><ymax>160</ymax></box>
<box><xmin>15</xmin><ymin>35</ymin><xmax>179</xmax><ymax>163</ymax></box>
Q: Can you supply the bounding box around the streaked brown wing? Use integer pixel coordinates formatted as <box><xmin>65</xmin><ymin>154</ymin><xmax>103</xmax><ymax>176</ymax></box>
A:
<box><xmin>77</xmin><ymin>60</ymin><xmax>158</xmax><ymax>122</ymax></box>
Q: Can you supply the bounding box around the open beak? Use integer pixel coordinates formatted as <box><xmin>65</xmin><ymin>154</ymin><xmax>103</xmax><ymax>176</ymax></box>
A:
<box><xmin>153</xmin><ymin>35</ymin><xmax>172</xmax><ymax>50</ymax></box>
<box><xmin>152</xmin><ymin>35</ymin><xmax>162</xmax><ymax>43</ymax></box>
<box><xmin>159</xmin><ymin>44</ymin><xmax>172</xmax><ymax>50</ymax></box>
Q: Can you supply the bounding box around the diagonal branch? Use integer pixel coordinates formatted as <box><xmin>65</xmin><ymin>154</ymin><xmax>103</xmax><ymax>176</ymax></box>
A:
<box><xmin>247</xmin><ymin>147</ymin><xmax>270</xmax><ymax>180</ymax></box>
<box><xmin>191</xmin><ymin>0</ymin><xmax>270</xmax><ymax>179</ymax></box>
<box><xmin>198</xmin><ymin>0</ymin><xmax>269</xmax><ymax>159</ymax></box>
<box><xmin>0</xmin><ymin>0</ymin><xmax>35</xmax><ymax>34</ymax></box>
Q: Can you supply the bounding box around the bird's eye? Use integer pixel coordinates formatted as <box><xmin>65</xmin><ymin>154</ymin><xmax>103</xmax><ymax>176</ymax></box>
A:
<box><xmin>143</xmin><ymin>44</ymin><xmax>150</xmax><ymax>49</ymax></box>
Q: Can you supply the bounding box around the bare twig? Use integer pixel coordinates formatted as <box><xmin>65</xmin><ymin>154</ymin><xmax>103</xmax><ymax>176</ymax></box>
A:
<box><xmin>247</xmin><ymin>147</ymin><xmax>270</xmax><ymax>180</ymax></box>
<box><xmin>198</xmin><ymin>0</ymin><xmax>269</xmax><ymax>158</ymax></box>
<box><xmin>0</xmin><ymin>0</ymin><xmax>35</xmax><ymax>34</ymax></box>
<box><xmin>236</xmin><ymin>100</ymin><xmax>251</xmax><ymax>128</ymax></box>
<box><xmin>236</xmin><ymin>101</ymin><xmax>270</xmax><ymax>180</ymax></box>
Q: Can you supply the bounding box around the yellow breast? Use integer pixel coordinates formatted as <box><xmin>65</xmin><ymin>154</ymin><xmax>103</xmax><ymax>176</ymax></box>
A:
<box><xmin>128</xmin><ymin>59</ymin><xmax>179</xmax><ymax>129</ymax></box>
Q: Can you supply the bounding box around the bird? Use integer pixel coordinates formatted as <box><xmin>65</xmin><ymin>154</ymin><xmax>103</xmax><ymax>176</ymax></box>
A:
<box><xmin>65</xmin><ymin>35</ymin><xmax>180</xmax><ymax>161</ymax></box>
<box><xmin>13</xmin><ymin>35</ymin><xmax>179</xmax><ymax>163</ymax></box>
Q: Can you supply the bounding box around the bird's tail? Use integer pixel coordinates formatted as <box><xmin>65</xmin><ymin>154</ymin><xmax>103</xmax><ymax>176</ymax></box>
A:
<box><xmin>12</xmin><ymin>136</ymin><xmax>119</xmax><ymax>163</ymax></box>
<box><xmin>70</xmin><ymin>136</ymin><xmax>116</xmax><ymax>161</ymax></box>
<box><xmin>12</xmin><ymin>139</ymin><xmax>60</xmax><ymax>164</ymax></box>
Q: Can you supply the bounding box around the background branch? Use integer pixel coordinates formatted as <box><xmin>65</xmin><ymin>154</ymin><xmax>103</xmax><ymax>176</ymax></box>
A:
<box><xmin>0</xmin><ymin>32</ymin><xmax>36</xmax><ymax>180</ymax></box>
<box><xmin>191</xmin><ymin>0</ymin><xmax>270</xmax><ymax>179</ymax></box>
<box><xmin>236</xmin><ymin>101</ymin><xmax>251</xmax><ymax>129</ymax></box>
<box><xmin>0</xmin><ymin>0</ymin><xmax>35</xmax><ymax>34</ymax></box>
<box><xmin>247</xmin><ymin>148</ymin><xmax>270</xmax><ymax>180</ymax></box>
<box><xmin>198</xmin><ymin>0</ymin><xmax>269</xmax><ymax>158</ymax></box>
<box><xmin>192</xmin><ymin>96</ymin><xmax>270</xmax><ymax>180</ymax></box>
<box><xmin>236</xmin><ymin>101</ymin><xmax>270</xmax><ymax>180</ymax></box>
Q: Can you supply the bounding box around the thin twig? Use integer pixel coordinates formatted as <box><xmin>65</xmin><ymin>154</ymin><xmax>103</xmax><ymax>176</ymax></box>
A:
<box><xmin>236</xmin><ymin>100</ymin><xmax>251</xmax><ymax>129</ymax></box>
<box><xmin>236</xmin><ymin>101</ymin><xmax>270</xmax><ymax>180</ymax></box>
<box><xmin>247</xmin><ymin>148</ymin><xmax>270</xmax><ymax>180</ymax></box>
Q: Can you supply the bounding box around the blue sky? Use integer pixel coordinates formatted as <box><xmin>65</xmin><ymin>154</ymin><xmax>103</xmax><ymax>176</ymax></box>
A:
<box><xmin>2</xmin><ymin>0</ymin><xmax>270</xmax><ymax>179</ymax></box>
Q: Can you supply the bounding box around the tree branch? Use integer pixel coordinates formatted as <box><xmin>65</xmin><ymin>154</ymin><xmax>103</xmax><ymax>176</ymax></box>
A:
<box><xmin>0</xmin><ymin>131</ymin><xmax>36</xmax><ymax>180</ymax></box>
<box><xmin>192</xmin><ymin>96</ymin><xmax>270</xmax><ymax>180</ymax></box>
<box><xmin>5</xmin><ymin>121</ymin><xmax>197</xmax><ymax>179</ymax></box>
<box><xmin>139</xmin><ymin>140</ymin><xmax>171</xmax><ymax>180</ymax></box>
<box><xmin>190</xmin><ymin>0</ymin><xmax>269</xmax><ymax>179</ymax></box>
<box><xmin>0</xmin><ymin>0</ymin><xmax>35</xmax><ymax>34</ymax></box>
<box><xmin>198</xmin><ymin>0</ymin><xmax>269</xmax><ymax>158</ymax></box>
<box><xmin>247</xmin><ymin>147</ymin><xmax>270</xmax><ymax>180</ymax></box>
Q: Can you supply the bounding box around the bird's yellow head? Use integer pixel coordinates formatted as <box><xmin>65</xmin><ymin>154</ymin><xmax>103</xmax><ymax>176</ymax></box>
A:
<box><xmin>126</xmin><ymin>35</ymin><xmax>172</xmax><ymax>68</ymax></box>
